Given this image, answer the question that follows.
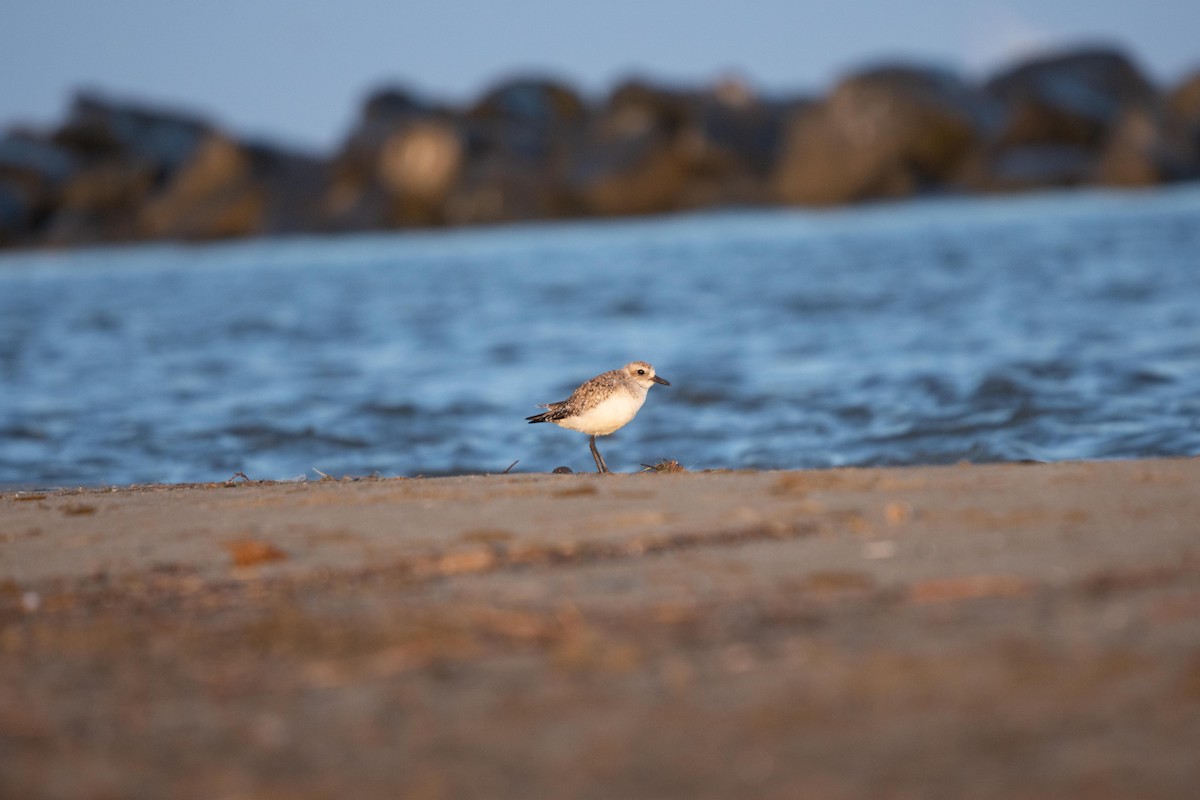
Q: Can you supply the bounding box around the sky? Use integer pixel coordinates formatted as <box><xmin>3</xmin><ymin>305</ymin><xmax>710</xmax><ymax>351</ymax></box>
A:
<box><xmin>2</xmin><ymin>0</ymin><xmax>1198</xmax><ymax>153</ymax></box>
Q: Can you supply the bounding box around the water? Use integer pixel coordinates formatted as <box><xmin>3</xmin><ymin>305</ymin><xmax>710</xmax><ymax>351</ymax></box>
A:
<box><xmin>1</xmin><ymin>186</ymin><xmax>1199</xmax><ymax>487</ymax></box>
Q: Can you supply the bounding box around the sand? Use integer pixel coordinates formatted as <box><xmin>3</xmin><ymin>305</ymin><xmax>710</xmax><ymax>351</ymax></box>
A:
<box><xmin>2</xmin><ymin>458</ymin><xmax>1199</xmax><ymax>799</ymax></box>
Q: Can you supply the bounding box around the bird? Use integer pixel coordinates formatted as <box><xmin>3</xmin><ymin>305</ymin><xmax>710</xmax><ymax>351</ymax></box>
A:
<box><xmin>527</xmin><ymin>361</ymin><xmax>670</xmax><ymax>473</ymax></box>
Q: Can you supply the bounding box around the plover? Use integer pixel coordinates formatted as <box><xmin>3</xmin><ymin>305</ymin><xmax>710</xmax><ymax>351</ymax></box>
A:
<box><xmin>527</xmin><ymin>361</ymin><xmax>670</xmax><ymax>473</ymax></box>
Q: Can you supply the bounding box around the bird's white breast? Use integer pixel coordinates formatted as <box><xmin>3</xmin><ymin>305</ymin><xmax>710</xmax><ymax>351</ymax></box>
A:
<box><xmin>554</xmin><ymin>391</ymin><xmax>646</xmax><ymax>436</ymax></box>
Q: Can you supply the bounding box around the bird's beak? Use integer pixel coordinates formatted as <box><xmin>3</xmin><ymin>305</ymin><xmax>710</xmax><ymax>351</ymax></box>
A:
<box><xmin>653</xmin><ymin>375</ymin><xmax>670</xmax><ymax>386</ymax></box>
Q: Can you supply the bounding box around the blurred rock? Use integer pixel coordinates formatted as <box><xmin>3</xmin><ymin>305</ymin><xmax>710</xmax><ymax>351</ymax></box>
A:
<box><xmin>54</xmin><ymin>91</ymin><xmax>213</xmax><ymax>173</ymax></box>
<box><xmin>774</xmin><ymin>66</ymin><xmax>995</xmax><ymax>204</ymax></box>
<box><xmin>43</xmin><ymin>160</ymin><xmax>158</xmax><ymax>245</ymax></box>
<box><xmin>449</xmin><ymin>78</ymin><xmax>586</xmax><ymax>224</ymax></box>
<box><xmin>324</xmin><ymin>87</ymin><xmax>463</xmax><ymax>229</ymax></box>
<box><xmin>1160</xmin><ymin>71</ymin><xmax>1200</xmax><ymax>178</ymax></box>
<box><xmin>1103</xmin><ymin>71</ymin><xmax>1200</xmax><ymax>184</ymax></box>
<box><xmin>1096</xmin><ymin>108</ymin><xmax>1173</xmax><ymax>186</ymax></box>
<box><xmin>137</xmin><ymin>134</ymin><xmax>261</xmax><ymax>239</ymax></box>
<box><xmin>0</xmin><ymin>183</ymin><xmax>26</xmax><ymax>246</ymax></box>
<box><xmin>0</xmin><ymin>132</ymin><xmax>78</xmax><ymax>245</ymax></box>
<box><xmin>985</xmin><ymin>49</ymin><xmax>1156</xmax><ymax>148</ymax></box>
<box><xmin>958</xmin><ymin>145</ymin><xmax>1097</xmax><ymax>191</ymax></box>
<box><xmin>962</xmin><ymin>49</ymin><xmax>1159</xmax><ymax>190</ymax></box>
<box><xmin>2</xmin><ymin>46</ymin><xmax>1198</xmax><ymax>249</ymax></box>
<box><xmin>139</xmin><ymin>134</ymin><xmax>326</xmax><ymax>241</ymax></box>
<box><xmin>444</xmin><ymin>156</ymin><xmax>574</xmax><ymax>226</ymax></box>
<box><xmin>1167</xmin><ymin>71</ymin><xmax>1200</xmax><ymax>130</ymax></box>
<box><xmin>469</xmin><ymin>77</ymin><xmax>587</xmax><ymax>127</ymax></box>
<box><xmin>0</xmin><ymin>132</ymin><xmax>76</xmax><ymax>185</ymax></box>
<box><xmin>571</xmin><ymin>78</ymin><xmax>785</xmax><ymax>216</ymax></box>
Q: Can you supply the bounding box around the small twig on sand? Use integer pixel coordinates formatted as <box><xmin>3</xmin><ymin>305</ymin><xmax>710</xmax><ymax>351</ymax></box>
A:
<box><xmin>224</xmin><ymin>471</ymin><xmax>253</xmax><ymax>486</ymax></box>
<box><xmin>502</xmin><ymin>460</ymin><xmax>519</xmax><ymax>474</ymax></box>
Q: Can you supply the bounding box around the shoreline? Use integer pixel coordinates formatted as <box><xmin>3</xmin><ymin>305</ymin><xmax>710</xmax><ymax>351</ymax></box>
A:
<box><xmin>3</xmin><ymin>457</ymin><xmax>1199</xmax><ymax>797</ymax></box>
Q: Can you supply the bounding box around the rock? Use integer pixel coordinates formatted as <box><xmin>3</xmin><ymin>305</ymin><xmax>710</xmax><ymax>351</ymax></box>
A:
<box><xmin>774</xmin><ymin>66</ymin><xmax>994</xmax><ymax>205</ymax></box>
<box><xmin>0</xmin><ymin>132</ymin><xmax>77</xmax><ymax>185</ymax></box>
<box><xmin>570</xmin><ymin>78</ymin><xmax>782</xmax><ymax>216</ymax></box>
<box><xmin>985</xmin><ymin>49</ymin><xmax>1156</xmax><ymax>149</ymax></box>
<box><xmin>138</xmin><ymin>135</ymin><xmax>328</xmax><ymax>240</ymax></box>
<box><xmin>361</xmin><ymin>87</ymin><xmax>432</xmax><ymax>125</ymax></box>
<box><xmin>1167</xmin><ymin>71</ymin><xmax>1200</xmax><ymax>129</ymax></box>
<box><xmin>959</xmin><ymin>144</ymin><xmax>1099</xmax><ymax>191</ymax></box>
<box><xmin>956</xmin><ymin>50</ymin><xmax>1162</xmax><ymax>192</ymax></box>
<box><xmin>1095</xmin><ymin>70</ymin><xmax>1200</xmax><ymax>186</ymax></box>
<box><xmin>246</xmin><ymin>142</ymin><xmax>329</xmax><ymax>235</ymax></box>
<box><xmin>569</xmin><ymin>125</ymin><xmax>693</xmax><ymax>216</ymax></box>
<box><xmin>1096</xmin><ymin>108</ymin><xmax>1171</xmax><ymax>186</ymax></box>
<box><xmin>378</xmin><ymin>120</ymin><xmax>465</xmax><ymax>204</ymax></box>
<box><xmin>326</xmin><ymin>117</ymin><xmax>466</xmax><ymax>229</ymax></box>
<box><xmin>444</xmin><ymin>156</ymin><xmax>575</xmax><ymax>225</ymax></box>
<box><xmin>0</xmin><ymin>46</ymin><xmax>1189</xmax><ymax>249</ymax></box>
<box><xmin>54</xmin><ymin>91</ymin><xmax>213</xmax><ymax>173</ymax></box>
<box><xmin>444</xmin><ymin>77</ymin><xmax>587</xmax><ymax>223</ymax></box>
<box><xmin>1161</xmin><ymin>71</ymin><xmax>1200</xmax><ymax>178</ymax></box>
<box><xmin>325</xmin><ymin>86</ymin><xmax>467</xmax><ymax>229</ymax></box>
<box><xmin>42</xmin><ymin>161</ymin><xmax>158</xmax><ymax>245</ymax></box>
<box><xmin>1</xmin><ymin>96</ymin><xmax>220</xmax><ymax>247</ymax></box>
<box><xmin>0</xmin><ymin>182</ymin><xmax>30</xmax><ymax>246</ymax></box>
<box><xmin>469</xmin><ymin>77</ymin><xmax>586</xmax><ymax>126</ymax></box>
<box><xmin>692</xmin><ymin>77</ymin><xmax>794</xmax><ymax>179</ymax></box>
<box><xmin>137</xmin><ymin>134</ymin><xmax>263</xmax><ymax>240</ymax></box>
<box><xmin>0</xmin><ymin>132</ymin><xmax>79</xmax><ymax>244</ymax></box>
<box><xmin>566</xmin><ymin>80</ymin><xmax>693</xmax><ymax>216</ymax></box>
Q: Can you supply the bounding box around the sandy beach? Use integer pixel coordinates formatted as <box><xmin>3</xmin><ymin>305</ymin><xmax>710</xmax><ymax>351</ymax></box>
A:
<box><xmin>2</xmin><ymin>458</ymin><xmax>1199</xmax><ymax>798</ymax></box>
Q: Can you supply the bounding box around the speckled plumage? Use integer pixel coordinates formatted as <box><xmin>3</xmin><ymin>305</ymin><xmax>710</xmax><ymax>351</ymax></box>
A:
<box><xmin>527</xmin><ymin>361</ymin><xmax>670</xmax><ymax>473</ymax></box>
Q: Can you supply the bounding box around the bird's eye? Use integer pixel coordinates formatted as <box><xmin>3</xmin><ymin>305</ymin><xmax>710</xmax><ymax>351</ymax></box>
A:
<box><xmin>637</xmin><ymin>369</ymin><xmax>646</xmax><ymax>375</ymax></box>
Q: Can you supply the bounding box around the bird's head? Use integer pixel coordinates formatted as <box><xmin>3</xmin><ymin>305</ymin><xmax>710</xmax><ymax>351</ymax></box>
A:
<box><xmin>624</xmin><ymin>361</ymin><xmax>670</xmax><ymax>389</ymax></box>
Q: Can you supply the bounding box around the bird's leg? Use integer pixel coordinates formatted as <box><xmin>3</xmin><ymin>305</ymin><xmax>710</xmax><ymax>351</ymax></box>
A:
<box><xmin>589</xmin><ymin>435</ymin><xmax>609</xmax><ymax>474</ymax></box>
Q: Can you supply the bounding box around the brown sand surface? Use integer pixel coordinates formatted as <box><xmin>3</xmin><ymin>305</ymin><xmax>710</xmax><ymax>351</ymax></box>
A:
<box><xmin>2</xmin><ymin>458</ymin><xmax>1199</xmax><ymax>799</ymax></box>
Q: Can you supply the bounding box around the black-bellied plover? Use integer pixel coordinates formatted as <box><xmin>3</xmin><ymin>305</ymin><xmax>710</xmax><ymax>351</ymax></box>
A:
<box><xmin>527</xmin><ymin>361</ymin><xmax>670</xmax><ymax>473</ymax></box>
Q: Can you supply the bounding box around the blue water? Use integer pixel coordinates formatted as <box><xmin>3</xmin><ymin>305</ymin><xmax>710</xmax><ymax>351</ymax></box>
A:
<box><xmin>1</xmin><ymin>187</ymin><xmax>1199</xmax><ymax>487</ymax></box>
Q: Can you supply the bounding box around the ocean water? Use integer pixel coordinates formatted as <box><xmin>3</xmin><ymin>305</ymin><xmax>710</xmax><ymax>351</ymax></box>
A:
<box><xmin>1</xmin><ymin>186</ymin><xmax>1199</xmax><ymax>487</ymax></box>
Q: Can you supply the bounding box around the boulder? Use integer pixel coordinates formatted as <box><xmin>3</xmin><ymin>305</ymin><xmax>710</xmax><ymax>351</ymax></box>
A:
<box><xmin>377</xmin><ymin>120</ymin><xmax>466</xmax><ymax>200</ymax></box>
<box><xmin>378</xmin><ymin>120</ymin><xmax>466</xmax><ymax>224</ymax></box>
<box><xmin>0</xmin><ymin>132</ymin><xmax>79</xmax><ymax>243</ymax></box>
<box><xmin>1096</xmin><ymin>70</ymin><xmax>1200</xmax><ymax>186</ymax></box>
<box><xmin>1167</xmin><ymin>71</ymin><xmax>1200</xmax><ymax>129</ymax></box>
<box><xmin>325</xmin><ymin>86</ymin><xmax>467</xmax><ymax>229</ymax></box>
<box><xmin>1161</xmin><ymin>70</ymin><xmax>1200</xmax><ymax>178</ymax></box>
<box><xmin>0</xmin><ymin>182</ymin><xmax>30</xmax><ymax>246</ymax></box>
<box><xmin>0</xmin><ymin>132</ymin><xmax>77</xmax><ymax>186</ymax></box>
<box><xmin>326</xmin><ymin>116</ymin><xmax>465</xmax><ymax>229</ymax></box>
<box><xmin>453</xmin><ymin>77</ymin><xmax>588</xmax><ymax>221</ymax></box>
<box><xmin>42</xmin><ymin>160</ymin><xmax>158</xmax><ymax>245</ymax></box>
<box><xmin>570</xmin><ymin>135</ymin><xmax>691</xmax><ymax>216</ymax></box>
<box><xmin>569</xmin><ymin>78</ymin><xmax>784</xmax><ymax>215</ymax></box>
<box><xmin>1096</xmin><ymin>108</ymin><xmax>1174</xmax><ymax>186</ymax></box>
<box><xmin>361</xmin><ymin>87</ymin><xmax>432</xmax><ymax>125</ymax></box>
<box><xmin>566</xmin><ymin>81</ymin><xmax>694</xmax><ymax>216</ymax></box>
<box><xmin>774</xmin><ymin>66</ymin><xmax>994</xmax><ymax>205</ymax></box>
<box><xmin>53</xmin><ymin>91</ymin><xmax>213</xmax><ymax>173</ymax></box>
<box><xmin>444</xmin><ymin>157</ymin><xmax>576</xmax><ymax>225</ymax></box>
<box><xmin>246</xmin><ymin>142</ymin><xmax>329</xmax><ymax>235</ymax></box>
<box><xmin>984</xmin><ymin>49</ymin><xmax>1156</xmax><ymax>148</ymax></box>
<box><xmin>137</xmin><ymin>134</ymin><xmax>328</xmax><ymax>241</ymax></box>
<box><xmin>958</xmin><ymin>144</ymin><xmax>1100</xmax><ymax>191</ymax></box>
<box><xmin>691</xmin><ymin>77</ymin><xmax>794</xmax><ymax>179</ymax></box>
<box><xmin>468</xmin><ymin>77</ymin><xmax>587</xmax><ymax>126</ymax></box>
<box><xmin>137</xmin><ymin>134</ymin><xmax>264</xmax><ymax>240</ymax></box>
